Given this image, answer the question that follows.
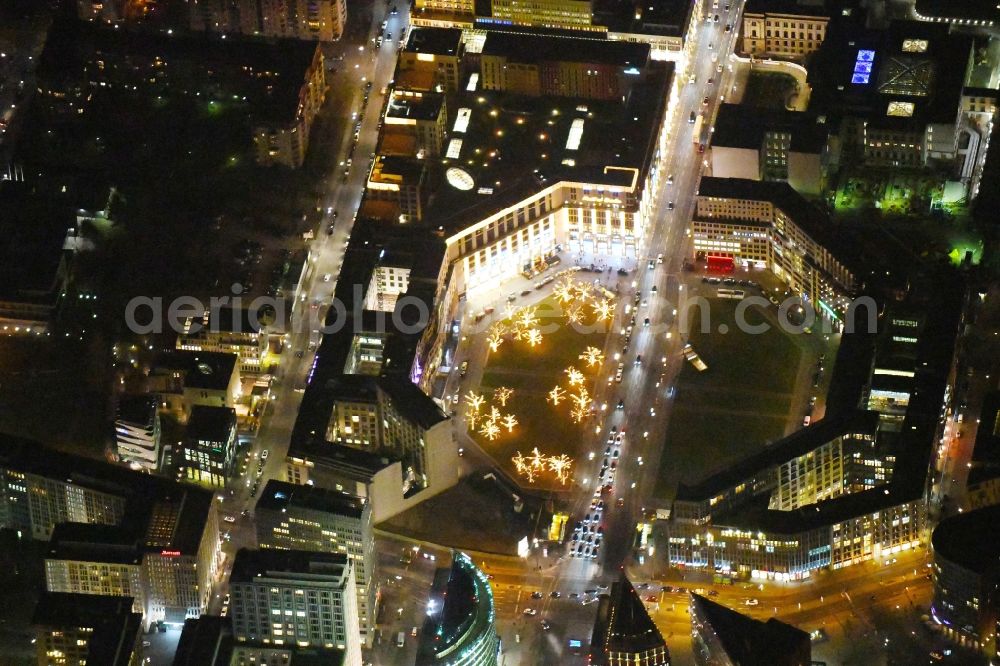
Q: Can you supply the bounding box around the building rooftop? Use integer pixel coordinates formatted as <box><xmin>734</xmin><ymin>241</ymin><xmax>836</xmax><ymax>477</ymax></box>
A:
<box><xmin>914</xmin><ymin>0</ymin><xmax>998</xmax><ymax>22</ymax></box>
<box><xmin>676</xmin><ymin>410</ymin><xmax>880</xmax><ymax>503</ymax></box>
<box><xmin>386</xmin><ymin>90</ymin><xmax>446</xmax><ymax>122</ymax></box>
<box><xmin>38</xmin><ymin>19</ymin><xmax>319</xmax><ymax>125</ymax></box>
<box><xmin>744</xmin><ymin>0</ymin><xmax>837</xmax><ymax>16</ymax></box>
<box><xmin>428</xmin><ymin>61</ymin><xmax>672</xmax><ymax>237</ymax></box>
<box><xmin>712</xmin><ymin>105</ymin><xmax>829</xmax><ymax>153</ymax></box>
<box><xmin>229</xmin><ymin>548</ymin><xmax>351</xmax><ymax>584</ymax></box>
<box><xmin>404</xmin><ymin>27</ymin><xmax>463</xmax><ymax>56</ymax></box>
<box><xmin>691</xmin><ymin>593</ymin><xmax>810</xmax><ymax>665</ymax></box>
<box><xmin>115</xmin><ymin>394</ymin><xmax>158</xmax><ymax>426</ymax></box>
<box><xmin>186</xmin><ymin>405</ymin><xmax>237</xmax><ymax>443</ymax></box>
<box><xmin>173</xmin><ymin>616</ymin><xmax>233</xmax><ymax>666</ymax></box>
<box><xmin>931</xmin><ymin>504</ymin><xmax>1000</xmax><ymax>574</ymax></box>
<box><xmin>589</xmin><ymin>575</ymin><xmax>667</xmax><ymax>663</ymax></box>
<box><xmin>0</xmin><ymin>181</ymin><xmax>72</xmax><ymax>305</ymax></box>
<box><xmin>968</xmin><ymin>391</ymin><xmax>1000</xmax><ymax>487</ymax></box>
<box><xmin>481</xmin><ymin>30</ymin><xmax>649</xmax><ymax>67</ymax></box>
<box><xmin>807</xmin><ymin>19</ymin><xmax>973</xmax><ymax>129</ymax></box>
<box><xmin>151</xmin><ymin>350</ymin><xmax>238</xmax><ymax>391</ymax></box>
<box><xmin>416</xmin><ymin>551</ymin><xmax>497</xmax><ymax>664</ymax></box>
<box><xmin>33</xmin><ymin>593</ymin><xmax>142</xmax><ymax>666</ymax></box>
<box><xmin>696</xmin><ymin>177</ymin><xmax>859</xmax><ymax>272</ymax></box>
<box><xmin>593</xmin><ymin>0</ymin><xmax>696</xmax><ymax>37</ymax></box>
<box><xmin>287</xmin><ymin>438</ymin><xmax>399</xmax><ymax>480</ymax></box>
<box><xmin>255</xmin><ymin>479</ymin><xmax>366</xmax><ymax>518</ymax></box>
<box><xmin>46</xmin><ymin>523</ymin><xmax>144</xmax><ymax>565</ymax></box>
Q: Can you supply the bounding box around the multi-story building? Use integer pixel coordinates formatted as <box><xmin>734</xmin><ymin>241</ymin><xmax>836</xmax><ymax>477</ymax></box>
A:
<box><xmin>173</xmin><ymin>616</ymin><xmax>234</xmax><ymax>666</ymax></box>
<box><xmin>384</xmin><ymin>89</ymin><xmax>449</xmax><ymax>158</ymax></box>
<box><xmin>589</xmin><ymin>576</ymin><xmax>670</xmax><ymax>665</ymax></box>
<box><xmin>397</xmin><ymin>28</ymin><xmax>465</xmax><ymax>93</ymax></box>
<box><xmin>364</xmin><ymin>156</ymin><xmax>428</xmax><ymax>223</ymax></box>
<box><xmin>229</xmin><ymin>549</ymin><xmax>362</xmax><ymax>666</ymax></box>
<box><xmin>0</xmin><ymin>436</ymin><xmax>128</xmax><ymax>541</ymax></box>
<box><xmin>188</xmin><ymin>0</ymin><xmax>347</xmax><ymax>41</ymax></box>
<box><xmin>479</xmin><ymin>32</ymin><xmax>650</xmax><ymax>100</ymax></box>
<box><xmin>965</xmin><ymin>392</ymin><xmax>1000</xmax><ymax>511</ymax></box>
<box><xmin>740</xmin><ymin>0</ymin><xmax>833</xmax><ymax>60</ymax></box>
<box><xmin>0</xmin><ymin>182</ymin><xmax>75</xmax><ymax>335</ymax></box>
<box><xmin>865</xmin><ymin>312</ymin><xmax>925</xmax><ymax>432</ymax></box>
<box><xmin>147</xmin><ymin>350</ymin><xmax>241</xmax><ymax>419</ymax></box>
<box><xmin>115</xmin><ymin>394</ymin><xmax>162</xmax><ymax>472</ymax></box>
<box><xmin>709</xmin><ymin>106</ymin><xmax>829</xmax><ymax>195</ymax></box>
<box><xmin>691</xmin><ymin>593</ymin><xmax>811</xmax><ymax>666</ymax></box>
<box><xmin>37</xmin><ymin>20</ymin><xmax>327</xmax><ymax>169</ymax></box>
<box><xmin>415</xmin><ymin>551</ymin><xmax>500</xmax><ymax>665</ymax></box>
<box><xmin>32</xmin><ymin>592</ymin><xmax>144</xmax><ymax>666</ymax></box>
<box><xmin>691</xmin><ymin>177</ymin><xmax>858</xmax><ymax>317</ymax></box>
<box><xmin>489</xmin><ymin>0</ymin><xmax>593</xmax><ymax>30</ymax></box>
<box><xmin>179</xmin><ymin>406</ymin><xmax>238</xmax><ymax>488</ymax></box>
<box><xmin>177</xmin><ymin>307</ymin><xmax>271</xmax><ymax>377</ymax></box>
<box><xmin>931</xmin><ymin>504</ymin><xmax>1000</xmax><ymax>655</ymax></box>
<box><xmin>256</xmin><ymin>480</ymin><xmax>377</xmax><ymax>647</ymax></box>
<box><xmin>311</xmin><ymin>374</ymin><xmax>455</xmax><ymax>498</ymax></box>
<box><xmin>808</xmin><ymin>20</ymin><xmax>977</xmax><ymax>178</ymax></box>
<box><xmin>665</xmin><ymin>275</ymin><xmax>964</xmax><ymax>581</ymax></box>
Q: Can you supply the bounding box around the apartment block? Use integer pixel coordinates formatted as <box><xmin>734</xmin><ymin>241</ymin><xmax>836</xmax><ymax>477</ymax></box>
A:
<box><xmin>741</xmin><ymin>0</ymin><xmax>832</xmax><ymax>59</ymax></box>
<box><xmin>229</xmin><ymin>549</ymin><xmax>362</xmax><ymax>666</ymax></box>
<box><xmin>256</xmin><ymin>480</ymin><xmax>376</xmax><ymax>646</ymax></box>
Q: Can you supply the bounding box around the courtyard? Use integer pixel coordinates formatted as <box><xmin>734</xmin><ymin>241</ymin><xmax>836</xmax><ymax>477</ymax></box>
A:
<box><xmin>468</xmin><ymin>285</ymin><xmax>615</xmax><ymax>491</ymax></box>
<box><xmin>655</xmin><ymin>297</ymin><xmax>814</xmax><ymax>498</ymax></box>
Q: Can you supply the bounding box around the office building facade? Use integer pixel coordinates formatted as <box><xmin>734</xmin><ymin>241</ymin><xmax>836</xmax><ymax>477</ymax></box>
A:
<box><xmin>229</xmin><ymin>549</ymin><xmax>362</xmax><ymax>666</ymax></box>
<box><xmin>256</xmin><ymin>480</ymin><xmax>377</xmax><ymax>647</ymax></box>
<box><xmin>179</xmin><ymin>406</ymin><xmax>238</xmax><ymax>489</ymax></box>
<box><xmin>114</xmin><ymin>394</ymin><xmax>162</xmax><ymax>472</ymax></box>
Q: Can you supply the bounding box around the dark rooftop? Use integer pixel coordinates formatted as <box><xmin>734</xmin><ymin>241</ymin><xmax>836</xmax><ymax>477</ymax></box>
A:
<box><xmin>712</xmin><ymin>105</ymin><xmax>829</xmax><ymax>153</ymax></box>
<box><xmin>968</xmin><ymin>392</ymin><xmax>1000</xmax><ymax>487</ymax></box>
<box><xmin>931</xmin><ymin>504</ymin><xmax>1000</xmax><ymax>575</ymax></box>
<box><xmin>0</xmin><ymin>181</ymin><xmax>71</xmax><ymax>302</ymax></box>
<box><xmin>744</xmin><ymin>0</ymin><xmax>836</xmax><ymax>16</ymax></box>
<box><xmin>152</xmin><ymin>350</ymin><xmax>238</xmax><ymax>391</ymax></box>
<box><xmin>593</xmin><ymin>0</ymin><xmax>696</xmax><ymax>36</ymax></box>
<box><xmin>255</xmin><ymin>479</ymin><xmax>366</xmax><ymax>518</ymax></box>
<box><xmin>590</xmin><ymin>575</ymin><xmax>667</xmax><ymax>663</ymax></box>
<box><xmin>33</xmin><ymin>593</ymin><xmax>142</xmax><ymax>666</ymax></box>
<box><xmin>287</xmin><ymin>438</ymin><xmax>399</xmax><ymax>479</ymax></box>
<box><xmin>173</xmin><ymin>616</ymin><xmax>233</xmax><ymax>666</ymax></box>
<box><xmin>481</xmin><ymin>31</ymin><xmax>649</xmax><ymax>67</ymax></box>
<box><xmin>914</xmin><ymin>0</ymin><xmax>999</xmax><ymax>22</ymax></box>
<box><xmin>807</xmin><ymin>19</ymin><xmax>973</xmax><ymax>128</ymax></box>
<box><xmin>417</xmin><ymin>551</ymin><xmax>496</xmax><ymax>664</ymax></box>
<box><xmin>229</xmin><ymin>548</ymin><xmax>351</xmax><ymax>584</ymax></box>
<box><xmin>405</xmin><ymin>27</ymin><xmax>463</xmax><ymax>56</ymax></box>
<box><xmin>186</xmin><ymin>405</ymin><xmax>237</xmax><ymax>443</ymax></box>
<box><xmin>386</xmin><ymin>91</ymin><xmax>446</xmax><ymax>122</ymax></box>
<box><xmin>691</xmin><ymin>594</ymin><xmax>810</xmax><ymax>666</ymax></box>
<box><xmin>428</xmin><ymin>61</ymin><xmax>672</xmax><ymax>237</ymax></box>
<box><xmin>115</xmin><ymin>394</ymin><xmax>158</xmax><ymax>427</ymax></box>
<box><xmin>46</xmin><ymin>523</ymin><xmax>143</xmax><ymax>565</ymax></box>
<box><xmin>38</xmin><ymin>19</ymin><xmax>319</xmax><ymax>125</ymax></box>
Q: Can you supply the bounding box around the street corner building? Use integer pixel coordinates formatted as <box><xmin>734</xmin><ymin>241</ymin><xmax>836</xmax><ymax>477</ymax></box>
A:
<box><xmin>415</xmin><ymin>551</ymin><xmax>501</xmax><ymax>666</ymax></box>
<box><xmin>589</xmin><ymin>575</ymin><xmax>671</xmax><ymax>666</ymax></box>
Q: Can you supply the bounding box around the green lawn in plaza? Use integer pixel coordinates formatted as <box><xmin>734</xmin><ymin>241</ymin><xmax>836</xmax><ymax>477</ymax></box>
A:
<box><xmin>474</xmin><ymin>296</ymin><xmax>611</xmax><ymax>491</ymax></box>
<box><xmin>654</xmin><ymin>298</ymin><xmax>806</xmax><ymax>499</ymax></box>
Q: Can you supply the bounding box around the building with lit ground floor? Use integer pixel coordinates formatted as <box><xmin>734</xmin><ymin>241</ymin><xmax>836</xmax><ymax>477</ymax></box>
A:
<box><xmin>416</xmin><ymin>551</ymin><xmax>500</xmax><ymax>666</ymax></box>
<box><xmin>256</xmin><ymin>479</ymin><xmax>377</xmax><ymax>647</ymax></box>
<box><xmin>32</xmin><ymin>592</ymin><xmax>144</xmax><ymax>666</ymax></box>
<box><xmin>664</xmin><ymin>272</ymin><xmax>964</xmax><ymax>580</ymax></box>
<box><xmin>691</xmin><ymin>177</ymin><xmax>859</xmax><ymax>318</ymax></box>
<box><xmin>589</xmin><ymin>575</ymin><xmax>670</xmax><ymax>665</ymax></box>
<box><xmin>690</xmin><ymin>593</ymin><xmax>810</xmax><ymax>666</ymax></box>
<box><xmin>0</xmin><ymin>436</ymin><xmax>220</xmax><ymax>627</ymax></box>
<box><xmin>930</xmin><ymin>504</ymin><xmax>1000</xmax><ymax>655</ymax></box>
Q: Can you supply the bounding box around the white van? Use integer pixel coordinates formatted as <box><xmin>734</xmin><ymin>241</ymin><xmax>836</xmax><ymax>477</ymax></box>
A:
<box><xmin>397</xmin><ymin>631</ymin><xmax>406</xmax><ymax>647</ymax></box>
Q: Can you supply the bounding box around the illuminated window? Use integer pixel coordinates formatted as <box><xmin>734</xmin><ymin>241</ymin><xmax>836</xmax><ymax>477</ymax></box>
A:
<box><xmin>886</xmin><ymin>101</ymin><xmax>915</xmax><ymax>117</ymax></box>
<box><xmin>852</xmin><ymin>49</ymin><xmax>875</xmax><ymax>84</ymax></box>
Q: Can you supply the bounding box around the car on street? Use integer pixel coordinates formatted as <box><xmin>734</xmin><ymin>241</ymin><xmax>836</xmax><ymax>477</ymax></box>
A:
<box><xmin>459</xmin><ymin>360</ymin><xmax>469</xmax><ymax>376</ymax></box>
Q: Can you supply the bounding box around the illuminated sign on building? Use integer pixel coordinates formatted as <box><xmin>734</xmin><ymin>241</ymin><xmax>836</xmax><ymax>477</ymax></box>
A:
<box><xmin>160</xmin><ymin>550</ymin><xmax>181</xmax><ymax>557</ymax></box>
<box><xmin>852</xmin><ymin>49</ymin><xmax>875</xmax><ymax>84</ymax></box>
